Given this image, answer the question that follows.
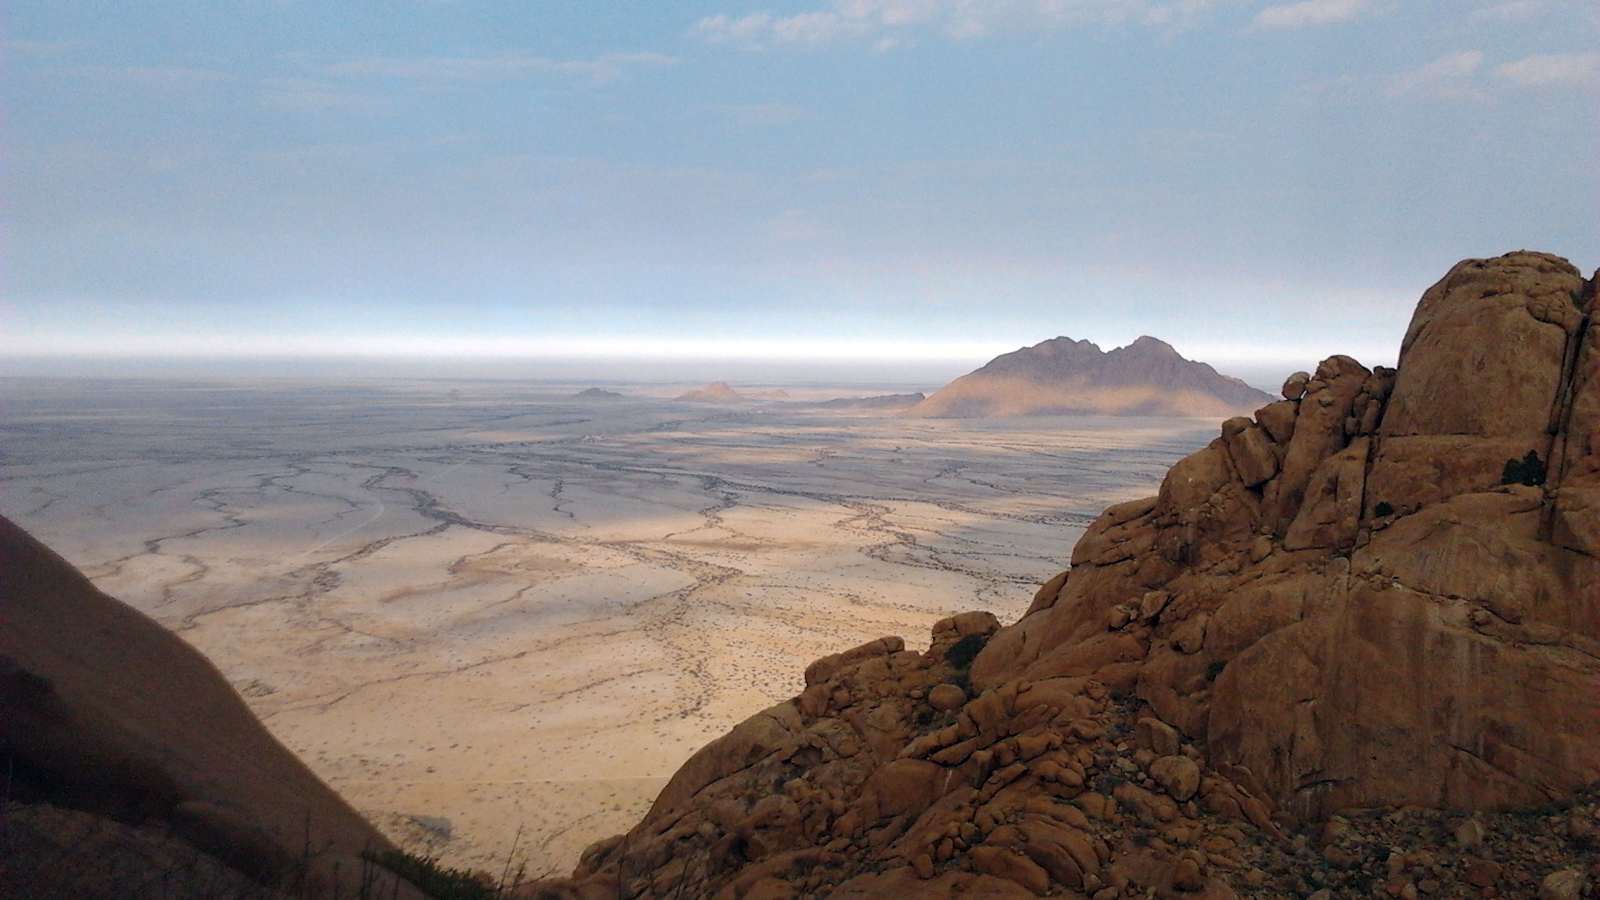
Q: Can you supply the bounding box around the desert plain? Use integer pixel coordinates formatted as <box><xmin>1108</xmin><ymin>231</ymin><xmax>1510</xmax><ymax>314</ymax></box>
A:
<box><xmin>0</xmin><ymin>377</ymin><xmax>1217</xmax><ymax>877</ymax></box>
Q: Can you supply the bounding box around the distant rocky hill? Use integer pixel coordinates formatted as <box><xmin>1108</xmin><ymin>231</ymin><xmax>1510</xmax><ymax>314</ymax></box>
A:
<box><xmin>533</xmin><ymin>252</ymin><xmax>1600</xmax><ymax>899</ymax></box>
<box><xmin>675</xmin><ymin>382</ymin><xmax>744</xmax><ymax>402</ymax></box>
<box><xmin>808</xmin><ymin>392</ymin><xmax>926</xmax><ymax>410</ymax></box>
<box><xmin>571</xmin><ymin>387</ymin><xmax>626</xmax><ymax>401</ymax></box>
<box><xmin>0</xmin><ymin>515</ymin><xmax>426</xmax><ymax>899</ymax></box>
<box><xmin>908</xmin><ymin>335</ymin><xmax>1271</xmax><ymax>418</ymax></box>
<box><xmin>676</xmin><ymin>382</ymin><xmax>790</xmax><ymax>403</ymax></box>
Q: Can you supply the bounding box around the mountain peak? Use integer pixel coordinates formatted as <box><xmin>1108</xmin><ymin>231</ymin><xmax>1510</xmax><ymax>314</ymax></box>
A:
<box><xmin>907</xmin><ymin>332</ymin><xmax>1268</xmax><ymax>418</ymax></box>
<box><xmin>1125</xmin><ymin>334</ymin><xmax>1177</xmax><ymax>352</ymax></box>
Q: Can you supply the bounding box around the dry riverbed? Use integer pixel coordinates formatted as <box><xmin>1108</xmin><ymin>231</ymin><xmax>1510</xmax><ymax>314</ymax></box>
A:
<box><xmin>0</xmin><ymin>377</ymin><xmax>1215</xmax><ymax>877</ymax></box>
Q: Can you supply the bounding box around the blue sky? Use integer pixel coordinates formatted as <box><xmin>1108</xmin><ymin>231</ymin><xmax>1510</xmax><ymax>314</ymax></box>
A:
<box><xmin>4</xmin><ymin>1</ymin><xmax>1597</xmax><ymax>382</ymax></box>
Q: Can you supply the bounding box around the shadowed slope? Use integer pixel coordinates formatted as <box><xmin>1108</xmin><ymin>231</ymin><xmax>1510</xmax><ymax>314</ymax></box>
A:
<box><xmin>0</xmin><ymin>513</ymin><xmax>424</xmax><ymax>898</ymax></box>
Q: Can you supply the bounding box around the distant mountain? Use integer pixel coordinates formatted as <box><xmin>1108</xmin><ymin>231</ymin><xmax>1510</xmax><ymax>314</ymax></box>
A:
<box><xmin>907</xmin><ymin>335</ymin><xmax>1271</xmax><ymax>418</ymax></box>
<box><xmin>675</xmin><ymin>382</ymin><xmax>744</xmax><ymax>402</ymax></box>
<box><xmin>809</xmin><ymin>392</ymin><xmax>926</xmax><ymax>410</ymax></box>
<box><xmin>572</xmin><ymin>387</ymin><xmax>627</xmax><ymax>400</ymax></box>
<box><xmin>674</xmin><ymin>383</ymin><xmax>791</xmax><ymax>403</ymax></box>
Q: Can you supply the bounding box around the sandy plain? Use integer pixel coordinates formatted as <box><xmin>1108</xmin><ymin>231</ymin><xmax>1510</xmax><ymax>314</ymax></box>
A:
<box><xmin>0</xmin><ymin>377</ymin><xmax>1216</xmax><ymax>878</ymax></box>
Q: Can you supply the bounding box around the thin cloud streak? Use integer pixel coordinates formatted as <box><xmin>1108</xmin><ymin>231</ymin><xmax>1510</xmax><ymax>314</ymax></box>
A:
<box><xmin>692</xmin><ymin>0</ymin><xmax>1226</xmax><ymax>49</ymax></box>
<box><xmin>1251</xmin><ymin>0</ymin><xmax>1369</xmax><ymax>29</ymax></box>
<box><xmin>1494</xmin><ymin>51</ymin><xmax>1600</xmax><ymax>87</ymax></box>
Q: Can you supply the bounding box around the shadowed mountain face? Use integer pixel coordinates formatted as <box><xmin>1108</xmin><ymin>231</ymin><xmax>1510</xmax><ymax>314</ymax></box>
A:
<box><xmin>534</xmin><ymin>253</ymin><xmax>1600</xmax><ymax>899</ymax></box>
<box><xmin>0</xmin><ymin>514</ymin><xmax>422</xmax><ymax>899</ymax></box>
<box><xmin>909</xmin><ymin>336</ymin><xmax>1272</xmax><ymax>418</ymax></box>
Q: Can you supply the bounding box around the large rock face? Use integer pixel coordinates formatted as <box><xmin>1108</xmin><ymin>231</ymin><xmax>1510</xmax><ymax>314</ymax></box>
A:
<box><xmin>907</xmin><ymin>335</ymin><xmax>1272</xmax><ymax>418</ymax></box>
<box><xmin>0</xmin><ymin>514</ymin><xmax>423</xmax><ymax>898</ymax></box>
<box><xmin>536</xmin><ymin>253</ymin><xmax>1600</xmax><ymax>899</ymax></box>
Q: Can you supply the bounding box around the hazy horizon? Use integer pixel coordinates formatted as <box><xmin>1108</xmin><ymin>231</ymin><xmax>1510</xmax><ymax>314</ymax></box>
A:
<box><xmin>0</xmin><ymin>340</ymin><xmax>1329</xmax><ymax>392</ymax></box>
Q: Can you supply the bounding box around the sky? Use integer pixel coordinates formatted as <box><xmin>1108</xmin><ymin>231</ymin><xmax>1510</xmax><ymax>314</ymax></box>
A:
<box><xmin>3</xmin><ymin>0</ymin><xmax>1598</xmax><ymax>385</ymax></box>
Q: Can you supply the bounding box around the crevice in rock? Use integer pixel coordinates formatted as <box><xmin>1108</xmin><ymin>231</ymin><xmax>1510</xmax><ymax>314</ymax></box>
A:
<box><xmin>1543</xmin><ymin>305</ymin><xmax>1591</xmax><ymax>540</ymax></box>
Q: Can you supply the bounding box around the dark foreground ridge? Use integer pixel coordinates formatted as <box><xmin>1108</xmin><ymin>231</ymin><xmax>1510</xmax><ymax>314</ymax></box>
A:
<box><xmin>0</xmin><ymin>514</ymin><xmax>430</xmax><ymax>899</ymax></box>
<box><xmin>532</xmin><ymin>252</ymin><xmax>1600</xmax><ymax>899</ymax></box>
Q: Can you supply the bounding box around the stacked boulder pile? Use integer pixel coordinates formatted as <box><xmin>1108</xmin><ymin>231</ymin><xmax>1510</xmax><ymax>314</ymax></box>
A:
<box><xmin>532</xmin><ymin>252</ymin><xmax>1600</xmax><ymax>899</ymax></box>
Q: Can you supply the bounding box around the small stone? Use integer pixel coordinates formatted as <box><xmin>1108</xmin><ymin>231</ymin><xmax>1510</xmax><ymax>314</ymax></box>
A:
<box><xmin>1172</xmin><ymin>857</ymin><xmax>1205</xmax><ymax>892</ymax></box>
<box><xmin>1453</xmin><ymin>818</ymin><xmax>1485</xmax><ymax>848</ymax></box>
<box><xmin>912</xmin><ymin>853</ymin><xmax>934</xmax><ymax>879</ymax></box>
<box><xmin>1322</xmin><ymin>845</ymin><xmax>1358</xmax><ymax>868</ymax></box>
<box><xmin>1540</xmin><ymin>869</ymin><xmax>1587</xmax><ymax>900</ymax></box>
<box><xmin>1462</xmin><ymin>857</ymin><xmax>1501</xmax><ymax>888</ymax></box>
<box><xmin>928</xmin><ymin>683</ymin><xmax>966</xmax><ymax>711</ymax></box>
<box><xmin>1321</xmin><ymin>817</ymin><xmax>1353</xmax><ymax>845</ymax></box>
<box><xmin>1250</xmin><ymin>535</ymin><xmax>1273</xmax><ymax>562</ymax></box>
<box><xmin>1149</xmin><ymin>755</ymin><xmax>1201</xmax><ymax>802</ymax></box>
<box><xmin>1136</xmin><ymin>717</ymin><xmax>1182</xmax><ymax>756</ymax></box>
<box><xmin>1138</xmin><ymin>590</ymin><xmax>1170</xmax><ymax>621</ymax></box>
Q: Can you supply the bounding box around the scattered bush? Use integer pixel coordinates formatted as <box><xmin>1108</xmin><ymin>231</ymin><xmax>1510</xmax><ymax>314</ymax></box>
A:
<box><xmin>1374</xmin><ymin>501</ymin><xmax>1394</xmax><ymax>517</ymax></box>
<box><xmin>363</xmin><ymin>849</ymin><xmax>501</xmax><ymax>900</ymax></box>
<box><xmin>1501</xmin><ymin>451</ymin><xmax>1546</xmax><ymax>487</ymax></box>
<box><xmin>1206</xmin><ymin>660</ymin><xmax>1227</xmax><ymax>683</ymax></box>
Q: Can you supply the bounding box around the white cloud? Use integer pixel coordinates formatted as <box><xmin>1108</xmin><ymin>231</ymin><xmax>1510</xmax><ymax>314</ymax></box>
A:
<box><xmin>1493</xmin><ymin>51</ymin><xmax>1600</xmax><ymax>87</ymax></box>
<box><xmin>1251</xmin><ymin>0</ymin><xmax>1368</xmax><ymax>29</ymax></box>
<box><xmin>324</xmin><ymin>51</ymin><xmax>677</xmax><ymax>83</ymax></box>
<box><xmin>1387</xmin><ymin>50</ymin><xmax>1484</xmax><ymax>99</ymax></box>
<box><xmin>692</xmin><ymin>1</ymin><xmax>1225</xmax><ymax>49</ymax></box>
<box><xmin>1467</xmin><ymin>1</ymin><xmax>1543</xmax><ymax>23</ymax></box>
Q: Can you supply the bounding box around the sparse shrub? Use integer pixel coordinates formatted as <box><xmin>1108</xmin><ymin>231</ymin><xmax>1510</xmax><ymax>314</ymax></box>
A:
<box><xmin>1206</xmin><ymin>660</ymin><xmax>1227</xmax><ymax>682</ymax></box>
<box><xmin>1501</xmin><ymin>450</ymin><xmax>1546</xmax><ymax>487</ymax></box>
<box><xmin>363</xmin><ymin>849</ymin><xmax>500</xmax><ymax>900</ymax></box>
<box><xmin>1374</xmin><ymin>501</ymin><xmax>1394</xmax><ymax>517</ymax></box>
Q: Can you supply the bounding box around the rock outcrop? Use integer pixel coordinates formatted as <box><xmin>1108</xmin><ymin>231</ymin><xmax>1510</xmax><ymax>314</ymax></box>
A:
<box><xmin>907</xmin><ymin>335</ymin><xmax>1272</xmax><ymax>418</ymax></box>
<box><xmin>534</xmin><ymin>252</ymin><xmax>1600</xmax><ymax>899</ymax></box>
<box><xmin>0</xmin><ymin>514</ymin><xmax>424</xmax><ymax>898</ymax></box>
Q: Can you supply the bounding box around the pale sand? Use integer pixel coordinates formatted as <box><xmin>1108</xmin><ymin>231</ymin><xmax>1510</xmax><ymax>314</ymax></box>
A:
<box><xmin>0</xmin><ymin>377</ymin><xmax>1215</xmax><ymax>878</ymax></box>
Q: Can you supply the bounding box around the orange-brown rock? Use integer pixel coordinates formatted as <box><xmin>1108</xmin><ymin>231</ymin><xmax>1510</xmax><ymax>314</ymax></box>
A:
<box><xmin>534</xmin><ymin>252</ymin><xmax>1600</xmax><ymax>899</ymax></box>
